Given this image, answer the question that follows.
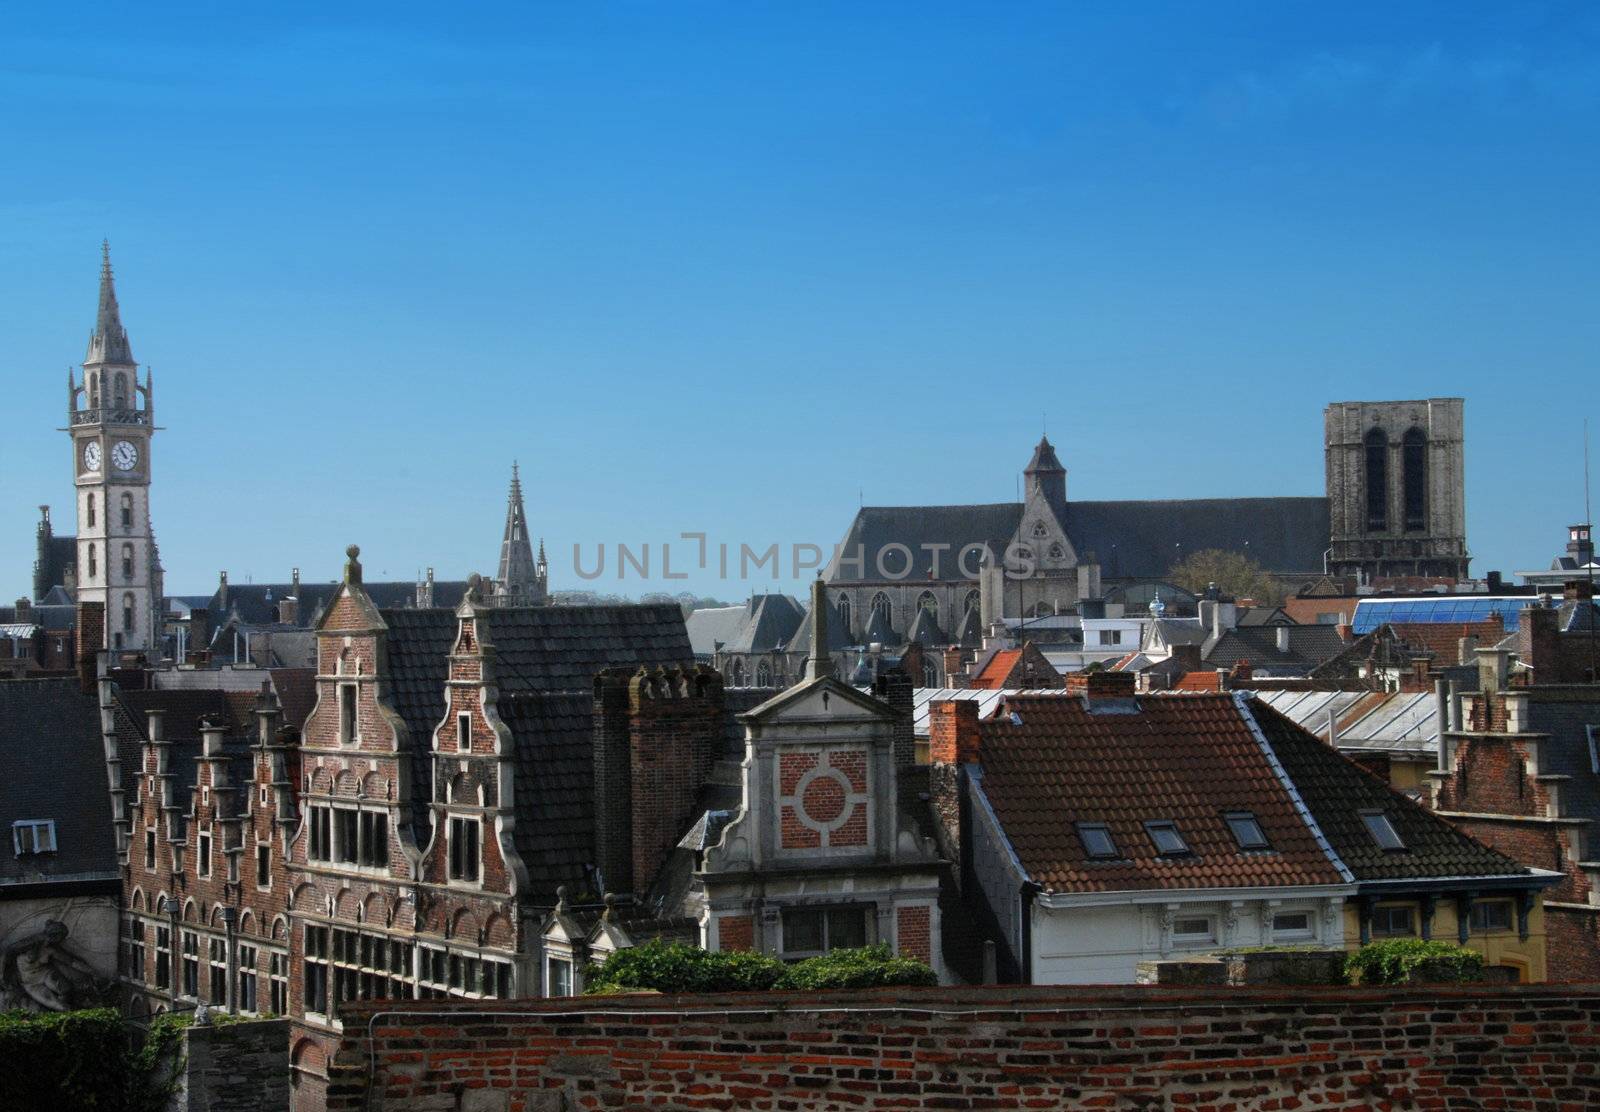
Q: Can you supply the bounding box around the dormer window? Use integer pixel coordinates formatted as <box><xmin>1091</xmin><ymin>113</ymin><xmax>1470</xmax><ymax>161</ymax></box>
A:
<box><xmin>1076</xmin><ymin>823</ymin><xmax>1118</xmax><ymax>859</ymax></box>
<box><xmin>1361</xmin><ymin>811</ymin><xmax>1406</xmax><ymax>851</ymax></box>
<box><xmin>12</xmin><ymin>820</ymin><xmax>56</xmax><ymax>855</ymax></box>
<box><xmin>1144</xmin><ymin>820</ymin><xmax>1189</xmax><ymax>857</ymax></box>
<box><xmin>1224</xmin><ymin>811</ymin><xmax>1270</xmax><ymax>851</ymax></box>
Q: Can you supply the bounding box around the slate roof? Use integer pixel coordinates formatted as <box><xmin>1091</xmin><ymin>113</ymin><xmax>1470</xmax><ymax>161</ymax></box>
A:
<box><xmin>955</xmin><ymin>606</ymin><xmax>983</xmax><ymax>648</ymax></box>
<box><xmin>502</xmin><ymin>691</ymin><xmax>597</xmax><ymax>900</ymax></box>
<box><xmin>1204</xmin><ymin>625</ymin><xmax>1351</xmax><ymax>674</ymax></box>
<box><xmin>685</xmin><ymin>605</ymin><xmax>746</xmax><ymax>657</ymax></box>
<box><xmin>861</xmin><ymin>605</ymin><xmax>902</xmax><ymax>647</ymax></box>
<box><xmin>211</xmin><ymin>580</ymin><xmax>471</xmax><ymax>627</ymax></box>
<box><xmin>792</xmin><ymin>597</ymin><xmax>852</xmax><ymax>652</ymax></box>
<box><xmin>905</xmin><ymin>607</ymin><xmax>948</xmax><ymax>647</ymax></box>
<box><xmin>718</xmin><ymin>594</ymin><xmax>804</xmax><ymax>655</ymax></box>
<box><xmin>831</xmin><ymin>504</ymin><xmax>1021</xmax><ymax>583</ymax></box>
<box><xmin>1248</xmin><ymin>699</ymin><xmax>1532</xmax><ymax>882</ymax></box>
<box><xmin>0</xmin><ymin>678</ymin><xmax>118</xmax><ymax>887</ymax></box>
<box><xmin>972</xmin><ymin>692</ymin><xmax>1348</xmax><ymax>894</ymax></box>
<box><xmin>118</xmin><ymin>688</ymin><xmax>249</xmax><ymax>837</ymax></box>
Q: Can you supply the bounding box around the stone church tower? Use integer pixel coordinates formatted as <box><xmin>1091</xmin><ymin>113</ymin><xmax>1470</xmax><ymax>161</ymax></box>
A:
<box><xmin>493</xmin><ymin>463</ymin><xmax>548</xmax><ymax>606</ymax></box>
<box><xmin>1325</xmin><ymin>398</ymin><xmax>1469</xmax><ymax>582</ymax></box>
<box><xmin>67</xmin><ymin>243</ymin><xmax>163</xmax><ymax>650</ymax></box>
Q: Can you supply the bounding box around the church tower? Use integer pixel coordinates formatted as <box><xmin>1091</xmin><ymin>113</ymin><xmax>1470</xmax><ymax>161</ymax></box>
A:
<box><xmin>68</xmin><ymin>243</ymin><xmax>160</xmax><ymax>650</ymax></box>
<box><xmin>493</xmin><ymin>463</ymin><xmax>548</xmax><ymax>606</ymax></box>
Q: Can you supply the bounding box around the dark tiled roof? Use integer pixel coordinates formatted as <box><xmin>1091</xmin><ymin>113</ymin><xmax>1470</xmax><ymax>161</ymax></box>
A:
<box><xmin>905</xmin><ymin>607</ymin><xmax>948</xmax><ymax>647</ymax></box>
<box><xmin>720</xmin><ymin>595</ymin><xmax>803</xmax><ymax>655</ymax></box>
<box><xmin>974</xmin><ymin>693</ymin><xmax>1346</xmax><ymax>893</ymax></box>
<box><xmin>0</xmin><ymin>678</ymin><xmax>117</xmax><ymax>885</ymax></box>
<box><xmin>831</xmin><ymin>504</ymin><xmax>1022</xmax><ymax>584</ymax></box>
<box><xmin>1248</xmin><ymin>699</ymin><xmax>1531</xmax><ymax>882</ymax></box>
<box><xmin>502</xmin><ymin>691</ymin><xmax>597</xmax><ymax>901</ymax></box>
<box><xmin>212</xmin><ymin>581</ymin><xmax>470</xmax><ymax>627</ymax></box>
<box><xmin>118</xmin><ymin>688</ymin><xmax>249</xmax><ymax>838</ymax></box>
<box><xmin>1205</xmin><ymin>625</ymin><xmax>1350</xmax><ymax>673</ymax></box>
<box><xmin>1025</xmin><ymin>437</ymin><xmax>1065</xmax><ymax>474</ymax></box>
<box><xmin>379</xmin><ymin>609</ymin><xmax>458</xmax><ymax>835</ymax></box>
<box><xmin>1063</xmin><ymin>498</ymin><xmax>1330</xmax><ymax>580</ymax></box>
<box><xmin>792</xmin><ymin>598</ymin><xmax>852</xmax><ymax>652</ymax></box>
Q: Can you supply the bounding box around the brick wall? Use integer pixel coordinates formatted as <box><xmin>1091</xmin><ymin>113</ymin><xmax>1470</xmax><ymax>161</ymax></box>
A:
<box><xmin>627</xmin><ymin>665</ymin><xmax>721</xmax><ymax>893</ymax></box>
<box><xmin>172</xmin><ymin>1017</ymin><xmax>290</xmax><ymax>1112</ymax></box>
<box><xmin>325</xmin><ymin>983</ymin><xmax>1600</xmax><ymax>1111</ymax></box>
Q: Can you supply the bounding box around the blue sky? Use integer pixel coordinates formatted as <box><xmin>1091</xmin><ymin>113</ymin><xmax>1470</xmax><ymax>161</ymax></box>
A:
<box><xmin>2</xmin><ymin>3</ymin><xmax>1597</xmax><ymax>600</ymax></box>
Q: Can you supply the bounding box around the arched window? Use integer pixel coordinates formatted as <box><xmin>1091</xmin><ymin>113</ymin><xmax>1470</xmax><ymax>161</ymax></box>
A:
<box><xmin>114</xmin><ymin>374</ymin><xmax>128</xmax><ymax>410</ymax></box>
<box><xmin>121</xmin><ymin>492</ymin><xmax>133</xmax><ymax>528</ymax></box>
<box><xmin>87</xmin><ymin>374</ymin><xmax>99</xmax><ymax>408</ymax></box>
<box><xmin>837</xmin><ymin>594</ymin><xmax>852</xmax><ymax>640</ymax></box>
<box><xmin>730</xmin><ymin>659</ymin><xmax>746</xmax><ymax>688</ymax></box>
<box><xmin>123</xmin><ymin>593</ymin><xmax>135</xmax><ymax>633</ymax></box>
<box><xmin>1031</xmin><ymin>520</ymin><xmax>1049</xmax><ymax>538</ymax></box>
<box><xmin>1402</xmin><ymin>428</ymin><xmax>1427</xmax><ymax>532</ymax></box>
<box><xmin>916</xmin><ymin>591</ymin><xmax>938</xmax><ymax>625</ymax></box>
<box><xmin>1364</xmin><ymin>428</ymin><xmax>1388</xmax><ymax>531</ymax></box>
<box><xmin>964</xmin><ymin>589</ymin><xmax>981</xmax><ymax>617</ymax></box>
<box><xmin>122</xmin><ymin>543</ymin><xmax>134</xmax><ymax>581</ymax></box>
<box><xmin>922</xmin><ymin>659</ymin><xmax>938</xmax><ymax>687</ymax></box>
<box><xmin>87</xmin><ymin>544</ymin><xmax>97</xmax><ymax>580</ymax></box>
<box><xmin>756</xmin><ymin>661</ymin><xmax>772</xmax><ymax>687</ymax></box>
<box><xmin>87</xmin><ymin>494</ymin><xmax>96</xmax><ymax>529</ymax></box>
<box><xmin>870</xmin><ymin>592</ymin><xmax>892</xmax><ymax>623</ymax></box>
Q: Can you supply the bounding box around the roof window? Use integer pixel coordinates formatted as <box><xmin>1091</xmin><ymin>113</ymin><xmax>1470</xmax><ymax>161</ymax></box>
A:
<box><xmin>1224</xmin><ymin>811</ymin><xmax>1270</xmax><ymax>850</ymax></box>
<box><xmin>1144</xmin><ymin>820</ymin><xmax>1190</xmax><ymax>857</ymax></box>
<box><xmin>1361</xmin><ymin>811</ymin><xmax>1406</xmax><ymax>851</ymax></box>
<box><xmin>1076</xmin><ymin>823</ymin><xmax>1118</xmax><ymax>859</ymax></box>
<box><xmin>12</xmin><ymin>819</ymin><xmax>56</xmax><ymax>856</ymax></box>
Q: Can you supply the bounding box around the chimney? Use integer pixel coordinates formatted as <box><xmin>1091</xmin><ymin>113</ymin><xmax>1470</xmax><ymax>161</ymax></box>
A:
<box><xmin>591</xmin><ymin>668</ymin><xmax>636</xmax><ymax>896</ymax></box>
<box><xmin>930</xmin><ymin>699</ymin><xmax>981</xmax><ymax>766</ymax></box>
<box><xmin>15</xmin><ymin>597</ymin><xmax>31</xmax><ymax>620</ymax></box>
<box><xmin>1229</xmin><ymin>660</ymin><xmax>1253</xmax><ymax>688</ymax></box>
<box><xmin>75</xmin><ymin>601</ymin><xmax>104</xmax><ymax>693</ymax></box>
<box><xmin>63</xmin><ymin>563</ymin><xmax>76</xmax><ymax>596</ymax></box>
<box><xmin>1276</xmin><ymin>625</ymin><xmax>1291</xmax><ymax>654</ymax></box>
<box><xmin>1336</xmin><ymin>622</ymin><xmax>1353</xmax><ymax>643</ymax></box>
<box><xmin>872</xmin><ymin>668</ymin><xmax>917</xmax><ymax>769</ymax></box>
<box><xmin>1065</xmin><ymin>670</ymin><xmax>1137</xmax><ymax>700</ymax></box>
<box><xmin>1565</xmin><ymin>579</ymin><xmax>1595</xmax><ymax>602</ymax></box>
<box><xmin>278</xmin><ymin>596</ymin><xmax>299</xmax><ymax>625</ymax></box>
<box><xmin>188</xmin><ymin>607</ymin><xmax>211</xmax><ymax>665</ymax></box>
<box><xmin>1521</xmin><ymin>602</ymin><xmax>1560</xmax><ymax>686</ymax></box>
<box><xmin>1433</xmin><ymin>678</ymin><xmax>1449</xmax><ymax>772</ymax></box>
<box><xmin>218</xmin><ymin>571</ymin><xmax>229</xmax><ymax>611</ymax></box>
<box><xmin>627</xmin><ymin>665</ymin><xmax>722</xmax><ymax>896</ymax></box>
<box><xmin>941</xmin><ymin>647</ymin><xmax>966</xmax><ymax>686</ymax></box>
<box><xmin>1486</xmin><ymin>570</ymin><xmax>1503</xmax><ymax>593</ymax></box>
<box><xmin>1476</xmin><ymin>646</ymin><xmax>1511</xmax><ymax>694</ymax></box>
<box><xmin>1171</xmin><ymin>643</ymin><xmax>1203</xmax><ymax>673</ymax></box>
<box><xmin>1458</xmin><ymin>635</ymin><xmax>1479</xmax><ymax>667</ymax></box>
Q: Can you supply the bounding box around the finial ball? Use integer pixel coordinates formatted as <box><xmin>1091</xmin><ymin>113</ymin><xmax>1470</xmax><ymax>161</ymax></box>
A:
<box><xmin>346</xmin><ymin>544</ymin><xmax>360</xmax><ymax>560</ymax></box>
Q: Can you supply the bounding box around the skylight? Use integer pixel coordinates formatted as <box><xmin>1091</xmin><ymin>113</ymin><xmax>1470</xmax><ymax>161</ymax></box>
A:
<box><xmin>1144</xmin><ymin>820</ymin><xmax>1189</xmax><ymax>856</ymax></box>
<box><xmin>1076</xmin><ymin>823</ymin><xmax>1118</xmax><ymax>859</ymax></box>
<box><xmin>1361</xmin><ymin>811</ymin><xmax>1406</xmax><ymax>851</ymax></box>
<box><xmin>1224</xmin><ymin>811</ymin><xmax>1270</xmax><ymax>850</ymax></box>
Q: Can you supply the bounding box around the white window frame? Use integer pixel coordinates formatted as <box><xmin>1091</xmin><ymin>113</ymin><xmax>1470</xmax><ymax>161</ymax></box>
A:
<box><xmin>1270</xmin><ymin>909</ymin><xmax>1315</xmax><ymax>940</ymax></box>
<box><xmin>12</xmin><ymin>819</ymin><xmax>56</xmax><ymax>856</ymax></box>
<box><xmin>447</xmin><ymin>815</ymin><xmax>482</xmax><ymax>884</ymax></box>
<box><xmin>1170</xmin><ymin>914</ymin><xmax>1217</xmax><ymax>947</ymax></box>
<box><xmin>546</xmin><ymin>955</ymin><xmax>574</xmax><ymax>997</ymax></box>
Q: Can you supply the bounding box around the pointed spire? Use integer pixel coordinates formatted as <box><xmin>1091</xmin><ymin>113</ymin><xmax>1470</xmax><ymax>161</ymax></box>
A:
<box><xmin>496</xmin><ymin>462</ymin><xmax>541</xmax><ymax>605</ymax></box>
<box><xmin>804</xmin><ymin>577</ymin><xmax>833</xmax><ymax>681</ymax></box>
<box><xmin>86</xmin><ymin>240</ymin><xmax>135</xmax><ymax>366</ymax></box>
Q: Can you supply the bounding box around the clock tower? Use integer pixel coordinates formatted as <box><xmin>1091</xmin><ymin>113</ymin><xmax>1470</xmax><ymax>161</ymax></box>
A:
<box><xmin>67</xmin><ymin>243</ymin><xmax>161</xmax><ymax>651</ymax></box>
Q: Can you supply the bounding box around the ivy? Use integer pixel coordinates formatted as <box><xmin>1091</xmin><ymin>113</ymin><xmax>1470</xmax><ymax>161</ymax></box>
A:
<box><xmin>583</xmin><ymin>940</ymin><xmax>936</xmax><ymax>995</ymax></box>
<box><xmin>1345</xmin><ymin>938</ymin><xmax>1487</xmax><ymax>985</ymax></box>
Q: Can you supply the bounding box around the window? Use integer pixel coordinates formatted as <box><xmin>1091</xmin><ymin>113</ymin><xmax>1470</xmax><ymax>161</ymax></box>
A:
<box><xmin>1469</xmin><ymin>900</ymin><xmax>1513</xmax><ymax>933</ymax></box>
<box><xmin>1225</xmin><ymin>812</ymin><xmax>1270</xmax><ymax>851</ymax></box>
<box><xmin>155</xmin><ymin>926</ymin><xmax>171</xmax><ymax>990</ymax></box>
<box><xmin>87</xmin><ymin>494</ymin><xmax>96</xmax><ymax>528</ymax></box>
<box><xmin>1371</xmin><ymin>904</ymin><xmax>1415</xmax><ymax>937</ymax></box>
<box><xmin>871</xmin><ymin>592</ymin><xmax>891</xmax><ymax>623</ymax></box>
<box><xmin>456</xmin><ymin>712</ymin><xmax>471</xmax><ymax>752</ymax></box>
<box><xmin>329</xmin><ymin>928</ymin><xmax>413</xmax><ymax>1005</ymax></box>
<box><xmin>547</xmin><ymin>956</ymin><xmax>573</xmax><ymax>997</ymax></box>
<box><xmin>12</xmin><ymin>820</ymin><xmax>56</xmax><ymax>855</ymax></box>
<box><xmin>269</xmin><ymin>953</ymin><xmax>288</xmax><ymax>1015</ymax></box>
<box><xmin>196</xmin><ymin>830</ymin><xmax>211</xmax><ymax>876</ymax></box>
<box><xmin>1101</xmin><ymin>629</ymin><xmax>1123</xmax><ymax>646</ymax></box>
<box><xmin>917</xmin><ymin>591</ymin><xmax>938</xmax><ymax>624</ymax></box>
<box><xmin>309</xmin><ymin>806</ymin><xmax>332</xmax><ymax>862</ymax></box>
<box><xmin>304</xmin><ymin>926</ymin><xmax>329</xmax><ymax>1015</ymax></box>
<box><xmin>257</xmin><ymin>843</ymin><xmax>271</xmax><ymax>888</ymax></box>
<box><xmin>359</xmin><ymin>811</ymin><xmax>388</xmax><ymax>867</ymax></box>
<box><xmin>448</xmin><ymin>817</ymin><xmax>480</xmax><ymax>882</ymax></box>
<box><xmin>238</xmin><ymin>944</ymin><xmax>258</xmax><ymax>1013</ymax></box>
<box><xmin>208</xmin><ymin>937</ymin><xmax>227</xmax><ymax>1004</ymax></box>
<box><xmin>1272</xmin><ymin>911</ymin><xmax>1314</xmax><ymax>937</ymax></box>
<box><xmin>1144</xmin><ymin>821</ymin><xmax>1190</xmax><ymax>856</ymax></box>
<box><xmin>1171</xmin><ymin>916</ymin><xmax>1215</xmax><ymax>943</ymax></box>
<box><xmin>335</xmin><ymin>809</ymin><xmax>358</xmax><ymax>865</ymax></box>
<box><xmin>1360</xmin><ymin>811</ymin><xmax>1406</xmax><ymax>851</ymax></box>
<box><xmin>87</xmin><ymin>544</ymin><xmax>97</xmax><ymax>580</ymax></box>
<box><xmin>122</xmin><ymin>916</ymin><xmax>146</xmax><ymax>981</ymax></box>
<box><xmin>1402</xmin><ymin>428</ymin><xmax>1427</xmax><ymax>532</ymax></box>
<box><xmin>122</xmin><ymin>543</ymin><xmax>134</xmax><ymax>581</ymax></box>
<box><xmin>781</xmin><ymin>906</ymin><xmax>868</xmax><ymax>957</ymax></box>
<box><xmin>123</xmin><ymin>594</ymin><xmax>134</xmax><ymax>633</ymax></box>
<box><xmin>1364</xmin><ymin>428</ymin><xmax>1388</xmax><ymax>531</ymax></box>
<box><xmin>1076</xmin><ymin>823</ymin><xmax>1118</xmax><ymax>859</ymax></box>
<box><xmin>729</xmin><ymin>659</ymin><xmax>744</xmax><ymax>687</ymax></box>
<box><xmin>338</xmin><ymin>683</ymin><xmax>358</xmax><ymax>744</ymax></box>
<box><xmin>181</xmin><ymin>932</ymin><xmax>200</xmax><ymax>998</ymax></box>
<box><xmin>838</xmin><ymin>595</ymin><xmax>852</xmax><ymax>638</ymax></box>
<box><xmin>121</xmin><ymin>493</ymin><xmax>132</xmax><ymax>528</ymax></box>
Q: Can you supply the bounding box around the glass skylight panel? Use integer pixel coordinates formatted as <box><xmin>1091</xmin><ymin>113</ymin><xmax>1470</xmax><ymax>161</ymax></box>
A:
<box><xmin>1144</xmin><ymin>820</ymin><xmax>1189</xmax><ymax>856</ymax></box>
<box><xmin>1077</xmin><ymin>823</ymin><xmax>1118</xmax><ymax>859</ymax></box>
<box><xmin>1361</xmin><ymin>811</ymin><xmax>1406</xmax><ymax>851</ymax></box>
<box><xmin>1224</xmin><ymin>811</ymin><xmax>1270</xmax><ymax>850</ymax></box>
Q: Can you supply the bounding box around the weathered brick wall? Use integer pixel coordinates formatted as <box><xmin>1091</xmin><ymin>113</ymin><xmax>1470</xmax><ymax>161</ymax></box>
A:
<box><xmin>172</xmin><ymin>1017</ymin><xmax>290</xmax><ymax>1112</ymax></box>
<box><xmin>325</xmin><ymin>983</ymin><xmax>1600</xmax><ymax>1111</ymax></box>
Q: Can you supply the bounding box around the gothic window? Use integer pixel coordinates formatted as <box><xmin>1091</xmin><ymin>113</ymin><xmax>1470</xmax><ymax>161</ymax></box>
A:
<box><xmin>87</xmin><ymin>544</ymin><xmax>97</xmax><ymax>580</ymax></box>
<box><xmin>114</xmin><ymin>374</ymin><xmax>128</xmax><ymax>411</ymax></box>
<box><xmin>121</xmin><ymin>493</ymin><xmax>132</xmax><ymax>528</ymax></box>
<box><xmin>1364</xmin><ymin>428</ymin><xmax>1389</xmax><ymax>531</ymax></box>
<box><xmin>916</xmin><ymin>591</ymin><xmax>938</xmax><ymax>625</ymax></box>
<box><xmin>756</xmin><ymin>661</ymin><xmax>772</xmax><ymax>686</ymax></box>
<box><xmin>87</xmin><ymin>375</ymin><xmax>99</xmax><ymax>408</ymax></box>
<box><xmin>123</xmin><ymin>593</ymin><xmax>135</xmax><ymax>633</ymax></box>
<box><xmin>87</xmin><ymin>494</ymin><xmax>96</xmax><ymax>528</ymax></box>
<box><xmin>922</xmin><ymin>659</ymin><xmax>938</xmax><ymax>686</ymax></box>
<box><xmin>837</xmin><ymin>594</ymin><xmax>852</xmax><ymax>639</ymax></box>
<box><xmin>730</xmin><ymin>659</ymin><xmax>745</xmax><ymax>687</ymax></box>
<box><xmin>1048</xmin><ymin>542</ymin><xmax>1065</xmax><ymax>560</ymax></box>
<box><xmin>1402</xmin><ymin>428</ymin><xmax>1427</xmax><ymax>532</ymax></box>
<box><xmin>870</xmin><ymin>592</ymin><xmax>892</xmax><ymax>623</ymax></box>
<box><xmin>122</xmin><ymin>543</ymin><xmax>134</xmax><ymax>581</ymax></box>
<box><xmin>964</xmin><ymin>589</ymin><xmax>980</xmax><ymax>617</ymax></box>
<box><xmin>1031</xmin><ymin>521</ymin><xmax>1049</xmax><ymax>538</ymax></box>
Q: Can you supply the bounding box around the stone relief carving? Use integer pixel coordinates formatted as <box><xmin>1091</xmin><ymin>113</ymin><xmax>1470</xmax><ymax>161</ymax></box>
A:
<box><xmin>0</xmin><ymin>919</ymin><xmax>109</xmax><ymax>1012</ymax></box>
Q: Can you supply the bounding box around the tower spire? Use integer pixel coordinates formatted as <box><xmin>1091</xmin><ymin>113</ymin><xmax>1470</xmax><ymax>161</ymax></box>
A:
<box><xmin>86</xmin><ymin>239</ymin><xmax>134</xmax><ymax>366</ymax></box>
<box><xmin>495</xmin><ymin>462</ymin><xmax>544</xmax><ymax>605</ymax></box>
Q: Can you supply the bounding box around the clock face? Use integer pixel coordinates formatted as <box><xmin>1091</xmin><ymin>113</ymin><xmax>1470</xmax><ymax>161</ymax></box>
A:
<box><xmin>82</xmin><ymin>441</ymin><xmax>102</xmax><ymax>472</ymax></box>
<box><xmin>112</xmin><ymin>440</ymin><xmax>139</xmax><ymax>471</ymax></box>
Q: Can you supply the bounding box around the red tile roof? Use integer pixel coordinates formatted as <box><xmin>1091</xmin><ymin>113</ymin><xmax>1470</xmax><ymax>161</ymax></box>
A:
<box><xmin>971</xmin><ymin>649</ymin><xmax>1023</xmax><ymax>690</ymax></box>
<box><xmin>1389</xmin><ymin>620</ymin><xmax>1504</xmax><ymax>662</ymax></box>
<box><xmin>1174</xmin><ymin>671</ymin><xmax>1222</xmax><ymax>691</ymax></box>
<box><xmin>975</xmin><ymin>693</ymin><xmax>1347</xmax><ymax>894</ymax></box>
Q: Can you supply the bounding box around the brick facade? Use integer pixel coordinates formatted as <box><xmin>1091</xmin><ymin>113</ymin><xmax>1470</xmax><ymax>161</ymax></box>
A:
<box><xmin>325</xmin><ymin>984</ymin><xmax>1600</xmax><ymax>1110</ymax></box>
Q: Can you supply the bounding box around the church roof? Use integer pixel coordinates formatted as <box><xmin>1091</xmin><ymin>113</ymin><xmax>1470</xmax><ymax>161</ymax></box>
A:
<box><xmin>86</xmin><ymin>241</ymin><xmax>135</xmax><ymax>366</ymax></box>
<box><xmin>831</xmin><ymin>503</ymin><xmax>1021</xmax><ymax>583</ymax></box>
<box><xmin>207</xmin><ymin>580</ymin><xmax>471</xmax><ymax>626</ymax></box>
<box><xmin>905</xmin><ymin>606</ymin><xmax>948</xmax><ymax>647</ymax></box>
<box><xmin>955</xmin><ymin>605</ymin><xmax>983</xmax><ymax>648</ymax></box>
<box><xmin>861</xmin><ymin>604</ymin><xmax>903</xmax><ymax>647</ymax></box>
<box><xmin>790</xmin><ymin>596</ymin><xmax>852</xmax><ymax>653</ymax></box>
<box><xmin>719</xmin><ymin>594</ymin><xmax>804</xmax><ymax>655</ymax></box>
<box><xmin>1025</xmin><ymin>436</ymin><xmax>1065</xmax><ymax>474</ymax></box>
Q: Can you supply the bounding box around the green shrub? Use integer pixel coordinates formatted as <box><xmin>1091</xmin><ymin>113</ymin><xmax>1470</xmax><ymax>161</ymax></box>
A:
<box><xmin>774</xmin><ymin>945</ymin><xmax>938</xmax><ymax>991</ymax></box>
<box><xmin>0</xmin><ymin>1007</ymin><xmax>132</xmax><ymax>1110</ymax></box>
<box><xmin>1345</xmin><ymin>938</ymin><xmax>1486</xmax><ymax>985</ymax></box>
<box><xmin>584</xmin><ymin>939</ymin><xmax>937</xmax><ymax>995</ymax></box>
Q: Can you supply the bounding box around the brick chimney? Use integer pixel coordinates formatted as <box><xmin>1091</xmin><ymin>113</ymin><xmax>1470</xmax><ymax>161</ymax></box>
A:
<box><xmin>1066</xmin><ymin>670</ymin><xmax>1137</xmax><ymax>700</ymax></box>
<box><xmin>187</xmin><ymin>607</ymin><xmax>211</xmax><ymax>665</ymax></box>
<box><xmin>627</xmin><ymin>665</ymin><xmax>722</xmax><ymax>897</ymax></box>
<box><xmin>1521</xmin><ymin>602</ymin><xmax>1560</xmax><ymax>686</ymax></box>
<box><xmin>871</xmin><ymin>668</ymin><xmax>916</xmax><ymax>768</ymax></box>
<box><xmin>929</xmin><ymin>699</ymin><xmax>981</xmax><ymax>765</ymax></box>
<box><xmin>15</xmin><ymin>597</ymin><xmax>31</xmax><ymax>621</ymax></box>
<box><xmin>278</xmin><ymin>595</ymin><xmax>299</xmax><ymax>625</ymax></box>
<box><xmin>592</xmin><ymin>668</ymin><xmax>636</xmax><ymax>895</ymax></box>
<box><xmin>75</xmin><ymin>601</ymin><xmax>104</xmax><ymax>693</ymax></box>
